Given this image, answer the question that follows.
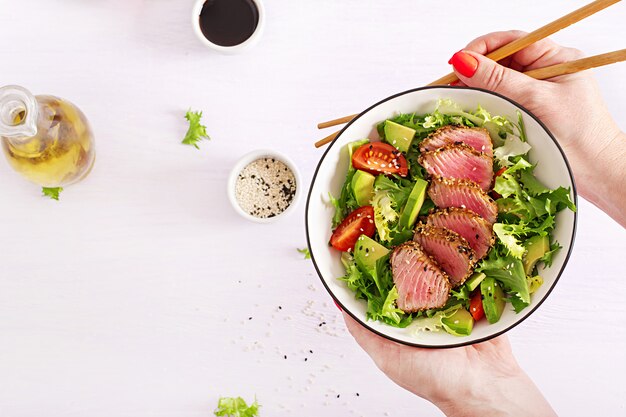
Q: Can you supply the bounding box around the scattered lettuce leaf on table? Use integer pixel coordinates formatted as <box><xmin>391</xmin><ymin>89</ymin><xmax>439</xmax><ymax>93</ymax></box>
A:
<box><xmin>182</xmin><ymin>110</ymin><xmax>211</xmax><ymax>149</ymax></box>
<box><xmin>42</xmin><ymin>187</ymin><xmax>63</xmax><ymax>201</ymax></box>
<box><xmin>297</xmin><ymin>247</ymin><xmax>311</xmax><ymax>259</ymax></box>
<box><xmin>214</xmin><ymin>396</ymin><xmax>259</xmax><ymax>417</ymax></box>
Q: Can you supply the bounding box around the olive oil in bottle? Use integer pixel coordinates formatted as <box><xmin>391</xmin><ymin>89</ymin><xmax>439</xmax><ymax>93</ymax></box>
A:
<box><xmin>0</xmin><ymin>85</ymin><xmax>95</xmax><ymax>187</ymax></box>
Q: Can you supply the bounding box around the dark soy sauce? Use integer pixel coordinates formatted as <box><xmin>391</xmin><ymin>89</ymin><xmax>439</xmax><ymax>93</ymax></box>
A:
<box><xmin>199</xmin><ymin>0</ymin><xmax>259</xmax><ymax>47</ymax></box>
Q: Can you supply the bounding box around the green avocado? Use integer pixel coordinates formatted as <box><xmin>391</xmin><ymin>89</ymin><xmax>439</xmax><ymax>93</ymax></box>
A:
<box><xmin>354</xmin><ymin>235</ymin><xmax>390</xmax><ymax>271</ymax></box>
<box><xmin>442</xmin><ymin>307</ymin><xmax>474</xmax><ymax>336</ymax></box>
<box><xmin>523</xmin><ymin>235</ymin><xmax>550</xmax><ymax>275</ymax></box>
<box><xmin>481</xmin><ymin>277</ymin><xmax>506</xmax><ymax>324</ymax></box>
<box><xmin>398</xmin><ymin>178</ymin><xmax>428</xmax><ymax>229</ymax></box>
<box><xmin>465</xmin><ymin>272</ymin><xmax>486</xmax><ymax>292</ymax></box>
<box><xmin>527</xmin><ymin>275</ymin><xmax>544</xmax><ymax>294</ymax></box>
<box><xmin>351</xmin><ymin>170</ymin><xmax>376</xmax><ymax>206</ymax></box>
<box><xmin>384</xmin><ymin>120</ymin><xmax>416</xmax><ymax>153</ymax></box>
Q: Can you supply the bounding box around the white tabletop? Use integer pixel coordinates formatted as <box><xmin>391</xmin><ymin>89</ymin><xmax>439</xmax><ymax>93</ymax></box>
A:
<box><xmin>1</xmin><ymin>1</ymin><xmax>625</xmax><ymax>416</ymax></box>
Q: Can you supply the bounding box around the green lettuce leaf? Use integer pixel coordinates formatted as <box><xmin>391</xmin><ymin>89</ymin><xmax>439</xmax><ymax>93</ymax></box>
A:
<box><xmin>339</xmin><ymin>253</ymin><xmax>374</xmax><ymax>300</ymax></box>
<box><xmin>477</xmin><ymin>253</ymin><xmax>530</xmax><ymax>306</ymax></box>
<box><xmin>367</xmin><ymin>286</ymin><xmax>412</xmax><ymax>327</ymax></box>
<box><xmin>413</xmin><ymin>304</ymin><xmax>463</xmax><ymax>334</ymax></box>
<box><xmin>329</xmin><ymin>139</ymin><xmax>370</xmax><ymax>227</ymax></box>
<box><xmin>494</xmin><ymin>135</ymin><xmax>531</xmax><ymax>167</ymax></box>
<box><xmin>42</xmin><ymin>187</ymin><xmax>63</xmax><ymax>201</ymax></box>
<box><xmin>297</xmin><ymin>248</ymin><xmax>311</xmax><ymax>259</ymax></box>
<box><xmin>214</xmin><ymin>397</ymin><xmax>259</xmax><ymax>417</ymax></box>
<box><xmin>493</xmin><ymin>223</ymin><xmax>527</xmax><ymax>259</ymax></box>
<box><xmin>182</xmin><ymin>110</ymin><xmax>210</xmax><ymax>149</ymax></box>
<box><xmin>539</xmin><ymin>242</ymin><xmax>562</xmax><ymax>268</ymax></box>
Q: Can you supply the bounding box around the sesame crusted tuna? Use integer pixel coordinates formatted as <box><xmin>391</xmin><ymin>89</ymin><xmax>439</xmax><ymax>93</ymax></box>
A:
<box><xmin>413</xmin><ymin>224</ymin><xmax>476</xmax><ymax>287</ymax></box>
<box><xmin>428</xmin><ymin>176</ymin><xmax>498</xmax><ymax>224</ymax></box>
<box><xmin>418</xmin><ymin>143</ymin><xmax>494</xmax><ymax>192</ymax></box>
<box><xmin>426</xmin><ymin>207</ymin><xmax>495</xmax><ymax>260</ymax></box>
<box><xmin>390</xmin><ymin>241</ymin><xmax>451</xmax><ymax>312</ymax></box>
<box><xmin>420</xmin><ymin>125</ymin><xmax>493</xmax><ymax>157</ymax></box>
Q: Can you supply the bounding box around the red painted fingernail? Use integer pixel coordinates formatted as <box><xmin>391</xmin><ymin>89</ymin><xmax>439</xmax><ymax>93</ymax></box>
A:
<box><xmin>448</xmin><ymin>50</ymin><xmax>462</xmax><ymax>64</ymax></box>
<box><xmin>449</xmin><ymin>51</ymin><xmax>478</xmax><ymax>78</ymax></box>
<box><xmin>449</xmin><ymin>80</ymin><xmax>460</xmax><ymax>86</ymax></box>
<box><xmin>334</xmin><ymin>300</ymin><xmax>342</xmax><ymax>311</ymax></box>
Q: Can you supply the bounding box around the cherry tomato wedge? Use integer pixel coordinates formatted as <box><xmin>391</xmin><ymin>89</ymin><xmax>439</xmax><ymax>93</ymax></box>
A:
<box><xmin>469</xmin><ymin>291</ymin><xmax>485</xmax><ymax>321</ymax></box>
<box><xmin>352</xmin><ymin>142</ymin><xmax>408</xmax><ymax>177</ymax></box>
<box><xmin>330</xmin><ymin>206</ymin><xmax>376</xmax><ymax>252</ymax></box>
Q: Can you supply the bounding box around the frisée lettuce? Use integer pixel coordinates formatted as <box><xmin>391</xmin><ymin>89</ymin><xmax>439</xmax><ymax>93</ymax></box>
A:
<box><xmin>329</xmin><ymin>99</ymin><xmax>576</xmax><ymax>337</ymax></box>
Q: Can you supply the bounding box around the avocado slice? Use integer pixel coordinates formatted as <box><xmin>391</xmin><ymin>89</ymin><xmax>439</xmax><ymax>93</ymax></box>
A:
<box><xmin>384</xmin><ymin>120</ymin><xmax>416</xmax><ymax>153</ymax></box>
<box><xmin>527</xmin><ymin>275</ymin><xmax>544</xmax><ymax>294</ymax></box>
<box><xmin>523</xmin><ymin>235</ymin><xmax>550</xmax><ymax>275</ymax></box>
<box><xmin>465</xmin><ymin>272</ymin><xmax>486</xmax><ymax>292</ymax></box>
<box><xmin>442</xmin><ymin>307</ymin><xmax>474</xmax><ymax>336</ymax></box>
<box><xmin>351</xmin><ymin>170</ymin><xmax>376</xmax><ymax>206</ymax></box>
<box><xmin>354</xmin><ymin>235</ymin><xmax>390</xmax><ymax>272</ymax></box>
<box><xmin>481</xmin><ymin>277</ymin><xmax>506</xmax><ymax>324</ymax></box>
<box><xmin>398</xmin><ymin>178</ymin><xmax>428</xmax><ymax>229</ymax></box>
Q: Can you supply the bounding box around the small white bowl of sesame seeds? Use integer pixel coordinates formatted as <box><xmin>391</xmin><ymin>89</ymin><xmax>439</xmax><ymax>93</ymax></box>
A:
<box><xmin>228</xmin><ymin>150</ymin><xmax>302</xmax><ymax>223</ymax></box>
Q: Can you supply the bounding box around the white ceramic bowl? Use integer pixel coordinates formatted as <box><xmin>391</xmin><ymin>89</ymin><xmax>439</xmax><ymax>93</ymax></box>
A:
<box><xmin>192</xmin><ymin>0</ymin><xmax>265</xmax><ymax>54</ymax></box>
<box><xmin>228</xmin><ymin>149</ymin><xmax>301</xmax><ymax>224</ymax></box>
<box><xmin>305</xmin><ymin>86</ymin><xmax>577</xmax><ymax>348</ymax></box>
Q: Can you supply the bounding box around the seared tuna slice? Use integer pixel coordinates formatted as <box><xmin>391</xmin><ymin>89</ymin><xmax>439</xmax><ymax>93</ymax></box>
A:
<box><xmin>418</xmin><ymin>143</ymin><xmax>494</xmax><ymax>192</ymax></box>
<box><xmin>390</xmin><ymin>241</ymin><xmax>451</xmax><ymax>312</ymax></box>
<box><xmin>420</xmin><ymin>125</ymin><xmax>493</xmax><ymax>157</ymax></box>
<box><xmin>427</xmin><ymin>176</ymin><xmax>498</xmax><ymax>224</ymax></box>
<box><xmin>426</xmin><ymin>208</ymin><xmax>495</xmax><ymax>260</ymax></box>
<box><xmin>414</xmin><ymin>224</ymin><xmax>476</xmax><ymax>287</ymax></box>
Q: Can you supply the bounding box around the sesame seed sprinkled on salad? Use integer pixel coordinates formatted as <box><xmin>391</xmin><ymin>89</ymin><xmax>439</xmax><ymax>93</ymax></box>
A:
<box><xmin>327</xmin><ymin>98</ymin><xmax>576</xmax><ymax>338</ymax></box>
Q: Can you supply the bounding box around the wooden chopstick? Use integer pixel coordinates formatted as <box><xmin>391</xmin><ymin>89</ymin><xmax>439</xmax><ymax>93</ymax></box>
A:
<box><xmin>523</xmin><ymin>49</ymin><xmax>626</xmax><ymax>79</ymax></box>
<box><xmin>314</xmin><ymin>0</ymin><xmax>621</xmax><ymax>147</ymax></box>
<box><xmin>428</xmin><ymin>0</ymin><xmax>622</xmax><ymax>86</ymax></box>
<box><xmin>313</xmin><ymin>49</ymin><xmax>626</xmax><ymax>148</ymax></box>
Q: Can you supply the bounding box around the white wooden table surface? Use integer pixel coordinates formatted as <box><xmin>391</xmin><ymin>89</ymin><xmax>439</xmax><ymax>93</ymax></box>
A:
<box><xmin>1</xmin><ymin>1</ymin><xmax>625</xmax><ymax>416</ymax></box>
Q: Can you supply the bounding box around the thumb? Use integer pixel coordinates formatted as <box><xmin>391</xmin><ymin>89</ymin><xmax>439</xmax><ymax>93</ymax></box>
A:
<box><xmin>449</xmin><ymin>50</ymin><xmax>539</xmax><ymax>103</ymax></box>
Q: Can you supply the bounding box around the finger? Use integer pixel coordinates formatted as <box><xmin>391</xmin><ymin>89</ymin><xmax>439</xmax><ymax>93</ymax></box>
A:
<box><xmin>515</xmin><ymin>44</ymin><xmax>585</xmax><ymax>71</ymax></box>
<box><xmin>342</xmin><ymin>312</ymin><xmax>388</xmax><ymax>353</ymax></box>
<box><xmin>474</xmin><ymin>334</ymin><xmax>512</xmax><ymax>353</ymax></box>
<box><xmin>463</xmin><ymin>30</ymin><xmax>583</xmax><ymax>71</ymax></box>
<box><xmin>464</xmin><ymin>30</ymin><xmax>529</xmax><ymax>55</ymax></box>
<box><xmin>449</xmin><ymin>50</ymin><xmax>542</xmax><ymax>104</ymax></box>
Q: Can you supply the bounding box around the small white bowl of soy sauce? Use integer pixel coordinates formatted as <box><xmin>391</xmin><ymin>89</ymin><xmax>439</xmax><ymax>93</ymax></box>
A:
<box><xmin>192</xmin><ymin>0</ymin><xmax>265</xmax><ymax>54</ymax></box>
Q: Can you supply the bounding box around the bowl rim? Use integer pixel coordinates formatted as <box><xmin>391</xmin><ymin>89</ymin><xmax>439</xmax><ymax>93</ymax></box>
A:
<box><xmin>305</xmin><ymin>85</ymin><xmax>578</xmax><ymax>349</ymax></box>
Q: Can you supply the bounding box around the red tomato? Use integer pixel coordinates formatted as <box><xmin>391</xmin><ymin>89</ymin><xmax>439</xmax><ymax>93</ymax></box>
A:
<box><xmin>469</xmin><ymin>291</ymin><xmax>485</xmax><ymax>321</ymax></box>
<box><xmin>352</xmin><ymin>142</ymin><xmax>408</xmax><ymax>177</ymax></box>
<box><xmin>330</xmin><ymin>206</ymin><xmax>376</xmax><ymax>252</ymax></box>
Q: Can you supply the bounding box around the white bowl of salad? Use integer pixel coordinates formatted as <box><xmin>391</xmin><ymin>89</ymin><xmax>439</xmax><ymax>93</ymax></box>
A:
<box><xmin>305</xmin><ymin>86</ymin><xmax>577</xmax><ymax>348</ymax></box>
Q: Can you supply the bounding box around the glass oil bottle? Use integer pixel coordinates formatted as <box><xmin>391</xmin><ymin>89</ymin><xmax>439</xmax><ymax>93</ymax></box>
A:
<box><xmin>0</xmin><ymin>85</ymin><xmax>95</xmax><ymax>187</ymax></box>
